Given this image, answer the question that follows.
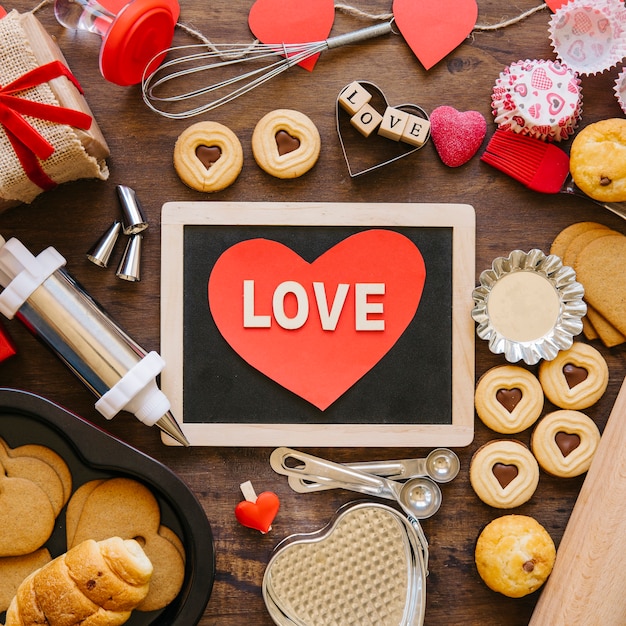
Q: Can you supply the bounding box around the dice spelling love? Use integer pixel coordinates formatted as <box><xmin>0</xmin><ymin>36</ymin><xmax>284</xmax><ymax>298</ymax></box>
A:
<box><xmin>243</xmin><ymin>280</ymin><xmax>385</xmax><ymax>331</ymax></box>
<box><xmin>338</xmin><ymin>81</ymin><xmax>430</xmax><ymax>145</ymax></box>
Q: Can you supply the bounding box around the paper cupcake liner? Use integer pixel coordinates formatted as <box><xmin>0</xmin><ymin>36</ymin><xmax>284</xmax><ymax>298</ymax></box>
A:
<box><xmin>549</xmin><ymin>0</ymin><xmax>626</xmax><ymax>75</ymax></box>
<box><xmin>491</xmin><ymin>59</ymin><xmax>582</xmax><ymax>142</ymax></box>
<box><xmin>614</xmin><ymin>67</ymin><xmax>626</xmax><ymax>113</ymax></box>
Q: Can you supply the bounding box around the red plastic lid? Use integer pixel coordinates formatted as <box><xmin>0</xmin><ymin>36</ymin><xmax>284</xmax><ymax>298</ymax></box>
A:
<box><xmin>0</xmin><ymin>6</ymin><xmax>7</xmax><ymax>18</ymax></box>
<box><xmin>99</xmin><ymin>0</ymin><xmax>179</xmax><ymax>86</ymax></box>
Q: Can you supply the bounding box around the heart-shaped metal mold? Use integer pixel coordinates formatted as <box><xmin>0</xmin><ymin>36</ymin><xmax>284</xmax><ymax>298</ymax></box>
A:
<box><xmin>262</xmin><ymin>501</ymin><xmax>427</xmax><ymax>625</ymax></box>
<box><xmin>336</xmin><ymin>81</ymin><xmax>431</xmax><ymax>177</ymax></box>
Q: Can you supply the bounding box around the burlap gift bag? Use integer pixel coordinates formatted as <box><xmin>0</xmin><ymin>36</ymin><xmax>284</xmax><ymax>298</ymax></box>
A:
<box><xmin>0</xmin><ymin>9</ymin><xmax>109</xmax><ymax>211</ymax></box>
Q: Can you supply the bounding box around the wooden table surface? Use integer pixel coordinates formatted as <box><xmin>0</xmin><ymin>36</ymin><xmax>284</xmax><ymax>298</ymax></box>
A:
<box><xmin>2</xmin><ymin>1</ymin><xmax>626</xmax><ymax>624</ymax></box>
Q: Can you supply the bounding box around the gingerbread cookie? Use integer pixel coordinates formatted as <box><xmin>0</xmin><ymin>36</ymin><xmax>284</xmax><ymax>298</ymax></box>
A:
<box><xmin>531</xmin><ymin>409</ymin><xmax>600</xmax><ymax>477</ymax></box>
<box><xmin>574</xmin><ymin>233</ymin><xmax>626</xmax><ymax>338</ymax></box>
<box><xmin>252</xmin><ymin>109</ymin><xmax>321</xmax><ymax>178</ymax></box>
<box><xmin>550</xmin><ymin>222</ymin><xmax>625</xmax><ymax>347</ymax></box>
<box><xmin>470</xmin><ymin>440</ymin><xmax>539</xmax><ymax>508</ymax></box>
<box><xmin>475</xmin><ymin>365</ymin><xmax>544</xmax><ymax>434</ymax></box>
<box><xmin>475</xmin><ymin>514</ymin><xmax>556</xmax><ymax>598</ymax></box>
<box><xmin>67</xmin><ymin>477</ymin><xmax>186</xmax><ymax>612</ymax></box>
<box><xmin>174</xmin><ymin>121</ymin><xmax>243</xmax><ymax>192</ymax></box>
<box><xmin>538</xmin><ymin>342</ymin><xmax>608</xmax><ymax>410</ymax></box>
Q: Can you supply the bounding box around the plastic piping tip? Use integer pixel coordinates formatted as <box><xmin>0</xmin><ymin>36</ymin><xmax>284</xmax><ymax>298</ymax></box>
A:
<box><xmin>156</xmin><ymin>411</ymin><xmax>190</xmax><ymax>446</ymax></box>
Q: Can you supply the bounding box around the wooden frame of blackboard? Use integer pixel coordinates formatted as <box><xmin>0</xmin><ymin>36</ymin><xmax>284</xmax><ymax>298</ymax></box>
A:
<box><xmin>160</xmin><ymin>202</ymin><xmax>475</xmax><ymax>447</ymax></box>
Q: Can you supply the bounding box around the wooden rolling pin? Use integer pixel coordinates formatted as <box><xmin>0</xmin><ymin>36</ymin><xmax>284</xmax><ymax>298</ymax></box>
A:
<box><xmin>529</xmin><ymin>375</ymin><xmax>626</xmax><ymax>625</ymax></box>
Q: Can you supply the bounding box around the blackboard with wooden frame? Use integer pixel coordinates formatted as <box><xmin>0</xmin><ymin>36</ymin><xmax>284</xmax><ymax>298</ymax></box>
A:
<box><xmin>160</xmin><ymin>202</ymin><xmax>475</xmax><ymax>447</ymax></box>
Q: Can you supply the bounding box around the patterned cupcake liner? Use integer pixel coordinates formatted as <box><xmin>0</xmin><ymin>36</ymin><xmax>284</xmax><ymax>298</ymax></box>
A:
<box><xmin>614</xmin><ymin>66</ymin><xmax>626</xmax><ymax>113</ymax></box>
<box><xmin>491</xmin><ymin>59</ymin><xmax>582</xmax><ymax>142</ymax></box>
<box><xmin>549</xmin><ymin>0</ymin><xmax>626</xmax><ymax>76</ymax></box>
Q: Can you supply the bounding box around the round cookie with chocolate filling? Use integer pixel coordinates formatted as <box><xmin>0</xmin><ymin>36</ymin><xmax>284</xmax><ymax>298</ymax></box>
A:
<box><xmin>570</xmin><ymin>118</ymin><xmax>626</xmax><ymax>202</ymax></box>
<box><xmin>252</xmin><ymin>109</ymin><xmax>321</xmax><ymax>178</ymax></box>
<box><xmin>538</xmin><ymin>342</ymin><xmax>608</xmax><ymax>410</ymax></box>
<box><xmin>174</xmin><ymin>121</ymin><xmax>243</xmax><ymax>192</ymax></box>
<box><xmin>531</xmin><ymin>409</ymin><xmax>600</xmax><ymax>478</ymax></box>
<box><xmin>470</xmin><ymin>440</ymin><xmax>539</xmax><ymax>509</ymax></box>
<box><xmin>475</xmin><ymin>514</ymin><xmax>556</xmax><ymax>598</ymax></box>
<box><xmin>475</xmin><ymin>365</ymin><xmax>544</xmax><ymax>434</ymax></box>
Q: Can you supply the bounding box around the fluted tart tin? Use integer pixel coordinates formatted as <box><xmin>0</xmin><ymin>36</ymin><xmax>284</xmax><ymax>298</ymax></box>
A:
<box><xmin>472</xmin><ymin>249</ymin><xmax>586</xmax><ymax>365</ymax></box>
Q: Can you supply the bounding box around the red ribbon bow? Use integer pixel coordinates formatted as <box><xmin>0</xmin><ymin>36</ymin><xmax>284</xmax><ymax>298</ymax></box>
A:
<box><xmin>0</xmin><ymin>60</ymin><xmax>93</xmax><ymax>191</ymax></box>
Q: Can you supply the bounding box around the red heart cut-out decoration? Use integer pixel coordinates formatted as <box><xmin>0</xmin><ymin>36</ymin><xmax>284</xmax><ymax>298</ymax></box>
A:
<box><xmin>546</xmin><ymin>0</ymin><xmax>567</xmax><ymax>11</ymax></box>
<box><xmin>208</xmin><ymin>230</ymin><xmax>426</xmax><ymax>410</ymax></box>
<box><xmin>248</xmin><ymin>0</ymin><xmax>335</xmax><ymax>71</ymax></box>
<box><xmin>235</xmin><ymin>491</ymin><xmax>280</xmax><ymax>533</ymax></box>
<box><xmin>430</xmin><ymin>105</ymin><xmax>486</xmax><ymax>167</ymax></box>
<box><xmin>393</xmin><ymin>0</ymin><xmax>478</xmax><ymax>70</ymax></box>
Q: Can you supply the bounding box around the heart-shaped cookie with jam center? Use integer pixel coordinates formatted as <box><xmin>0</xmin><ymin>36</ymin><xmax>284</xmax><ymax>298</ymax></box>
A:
<box><xmin>470</xmin><ymin>440</ymin><xmax>539</xmax><ymax>508</ymax></box>
<box><xmin>336</xmin><ymin>81</ymin><xmax>430</xmax><ymax>177</ymax></box>
<box><xmin>475</xmin><ymin>365</ymin><xmax>544</xmax><ymax>434</ymax></box>
<box><xmin>263</xmin><ymin>503</ymin><xmax>426</xmax><ymax>625</ymax></box>
<box><xmin>531</xmin><ymin>409</ymin><xmax>601</xmax><ymax>478</ymax></box>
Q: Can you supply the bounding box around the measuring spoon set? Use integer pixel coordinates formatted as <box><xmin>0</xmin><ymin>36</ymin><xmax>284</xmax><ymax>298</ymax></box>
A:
<box><xmin>270</xmin><ymin>447</ymin><xmax>460</xmax><ymax>520</ymax></box>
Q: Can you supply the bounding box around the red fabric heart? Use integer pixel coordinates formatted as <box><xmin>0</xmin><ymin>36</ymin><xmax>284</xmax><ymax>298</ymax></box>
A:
<box><xmin>393</xmin><ymin>0</ymin><xmax>478</xmax><ymax>70</ymax></box>
<box><xmin>430</xmin><ymin>106</ymin><xmax>486</xmax><ymax>167</ymax></box>
<box><xmin>208</xmin><ymin>230</ymin><xmax>426</xmax><ymax>410</ymax></box>
<box><xmin>248</xmin><ymin>0</ymin><xmax>335</xmax><ymax>71</ymax></box>
<box><xmin>235</xmin><ymin>491</ymin><xmax>280</xmax><ymax>533</ymax></box>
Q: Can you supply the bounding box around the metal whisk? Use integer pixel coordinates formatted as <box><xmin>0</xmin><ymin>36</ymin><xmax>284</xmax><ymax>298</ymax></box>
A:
<box><xmin>141</xmin><ymin>20</ymin><xmax>395</xmax><ymax>119</ymax></box>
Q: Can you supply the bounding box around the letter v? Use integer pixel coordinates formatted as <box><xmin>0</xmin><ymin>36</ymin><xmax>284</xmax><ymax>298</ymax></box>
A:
<box><xmin>313</xmin><ymin>282</ymin><xmax>350</xmax><ymax>331</ymax></box>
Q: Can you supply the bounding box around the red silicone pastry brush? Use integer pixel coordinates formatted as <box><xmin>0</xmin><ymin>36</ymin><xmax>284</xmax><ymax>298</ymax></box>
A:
<box><xmin>481</xmin><ymin>129</ymin><xmax>626</xmax><ymax>221</ymax></box>
<box><xmin>481</xmin><ymin>129</ymin><xmax>570</xmax><ymax>194</ymax></box>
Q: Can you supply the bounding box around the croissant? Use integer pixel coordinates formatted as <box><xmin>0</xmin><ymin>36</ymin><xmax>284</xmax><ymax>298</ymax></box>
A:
<box><xmin>4</xmin><ymin>537</ymin><xmax>153</xmax><ymax>626</ymax></box>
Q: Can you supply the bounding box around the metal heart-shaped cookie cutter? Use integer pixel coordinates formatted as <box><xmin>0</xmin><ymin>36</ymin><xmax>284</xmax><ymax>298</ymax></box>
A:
<box><xmin>336</xmin><ymin>81</ymin><xmax>431</xmax><ymax>177</ymax></box>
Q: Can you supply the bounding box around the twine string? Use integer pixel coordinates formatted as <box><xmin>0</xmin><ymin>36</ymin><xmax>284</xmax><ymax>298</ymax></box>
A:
<box><xmin>30</xmin><ymin>0</ymin><xmax>549</xmax><ymax>56</ymax></box>
<box><xmin>177</xmin><ymin>3</ymin><xmax>548</xmax><ymax>49</ymax></box>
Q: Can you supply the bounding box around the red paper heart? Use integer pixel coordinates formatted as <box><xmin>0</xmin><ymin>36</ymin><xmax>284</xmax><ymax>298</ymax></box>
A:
<box><xmin>248</xmin><ymin>0</ymin><xmax>335</xmax><ymax>71</ymax></box>
<box><xmin>208</xmin><ymin>230</ymin><xmax>426</xmax><ymax>410</ymax></box>
<box><xmin>235</xmin><ymin>491</ymin><xmax>280</xmax><ymax>533</ymax></box>
<box><xmin>393</xmin><ymin>0</ymin><xmax>478</xmax><ymax>70</ymax></box>
<box><xmin>430</xmin><ymin>105</ymin><xmax>486</xmax><ymax>167</ymax></box>
<box><xmin>546</xmin><ymin>0</ymin><xmax>567</xmax><ymax>11</ymax></box>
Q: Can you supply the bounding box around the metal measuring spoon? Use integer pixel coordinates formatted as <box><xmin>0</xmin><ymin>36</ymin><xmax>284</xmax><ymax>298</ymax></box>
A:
<box><xmin>286</xmin><ymin>448</ymin><xmax>460</xmax><ymax>493</ymax></box>
<box><xmin>270</xmin><ymin>447</ymin><xmax>443</xmax><ymax>519</ymax></box>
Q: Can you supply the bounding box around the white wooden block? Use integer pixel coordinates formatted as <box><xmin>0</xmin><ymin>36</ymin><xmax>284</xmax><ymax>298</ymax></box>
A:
<box><xmin>338</xmin><ymin>81</ymin><xmax>372</xmax><ymax>115</ymax></box>
<box><xmin>401</xmin><ymin>115</ymin><xmax>431</xmax><ymax>147</ymax></box>
<box><xmin>378</xmin><ymin>107</ymin><xmax>409</xmax><ymax>141</ymax></box>
<box><xmin>350</xmin><ymin>103</ymin><xmax>383</xmax><ymax>137</ymax></box>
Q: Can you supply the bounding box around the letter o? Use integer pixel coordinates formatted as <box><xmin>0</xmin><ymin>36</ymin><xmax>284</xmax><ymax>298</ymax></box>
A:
<box><xmin>273</xmin><ymin>281</ymin><xmax>309</xmax><ymax>329</ymax></box>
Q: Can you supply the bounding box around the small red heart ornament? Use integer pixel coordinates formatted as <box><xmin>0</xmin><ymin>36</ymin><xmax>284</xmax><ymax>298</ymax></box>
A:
<box><xmin>393</xmin><ymin>0</ymin><xmax>478</xmax><ymax>70</ymax></box>
<box><xmin>248</xmin><ymin>0</ymin><xmax>335</xmax><ymax>71</ymax></box>
<box><xmin>430</xmin><ymin>105</ymin><xmax>486</xmax><ymax>167</ymax></box>
<box><xmin>208</xmin><ymin>230</ymin><xmax>426</xmax><ymax>410</ymax></box>
<box><xmin>235</xmin><ymin>491</ymin><xmax>280</xmax><ymax>533</ymax></box>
